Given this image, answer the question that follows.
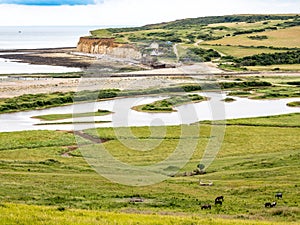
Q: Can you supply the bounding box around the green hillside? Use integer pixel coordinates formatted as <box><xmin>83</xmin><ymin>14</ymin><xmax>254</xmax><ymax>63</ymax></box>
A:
<box><xmin>0</xmin><ymin>114</ymin><xmax>299</xmax><ymax>224</ymax></box>
<box><xmin>90</xmin><ymin>14</ymin><xmax>300</xmax><ymax>71</ymax></box>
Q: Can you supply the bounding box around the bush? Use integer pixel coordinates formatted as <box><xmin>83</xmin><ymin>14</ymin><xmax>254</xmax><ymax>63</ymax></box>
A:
<box><xmin>247</xmin><ymin>35</ymin><xmax>268</xmax><ymax>40</ymax></box>
<box><xmin>235</xmin><ymin>50</ymin><xmax>300</xmax><ymax>66</ymax></box>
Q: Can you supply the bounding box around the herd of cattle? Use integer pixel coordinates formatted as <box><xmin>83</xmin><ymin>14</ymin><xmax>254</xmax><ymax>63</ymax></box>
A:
<box><xmin>201</xmin><ymin>193</ymin><xmax>283</xmax><ymax>210</ymax></box>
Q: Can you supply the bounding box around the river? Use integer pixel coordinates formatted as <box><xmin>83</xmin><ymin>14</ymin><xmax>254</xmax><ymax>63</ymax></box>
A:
<box><xmin>0</xmin><ymin>92</ymin><xmax>299</xmax><ymax>132</ymax></box>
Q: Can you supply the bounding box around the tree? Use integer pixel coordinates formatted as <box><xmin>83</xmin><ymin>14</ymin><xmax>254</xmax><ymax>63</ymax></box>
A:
<box><xmin>196</xmin><ymin>163</ymin><xmax>206</xmax><ymax>174</ymax></box>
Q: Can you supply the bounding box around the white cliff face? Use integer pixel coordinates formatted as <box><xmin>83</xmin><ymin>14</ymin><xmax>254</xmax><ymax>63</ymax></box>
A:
<box><xmin>77</xmin><ymin>37</ymin><xmax>142</xmax><ymax>60</ymax></box>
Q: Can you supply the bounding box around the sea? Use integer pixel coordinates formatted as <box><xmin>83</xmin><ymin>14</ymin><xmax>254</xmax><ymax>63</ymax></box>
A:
<box><xmin>0</xmin><ymin>26</ymin><xmax>103</xmax><ymax>50</ymax></box>
<box><xmin>0</xmin><ymin>26</ymin><xmax>104</xmax><ymax>73</ymax></box>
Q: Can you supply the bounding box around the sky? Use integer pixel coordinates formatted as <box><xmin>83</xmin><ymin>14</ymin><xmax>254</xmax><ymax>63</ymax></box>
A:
<box><xmin>0</xmin><ymin>0</ymin><xmax>299</xmax><ymax>26</ymax></box>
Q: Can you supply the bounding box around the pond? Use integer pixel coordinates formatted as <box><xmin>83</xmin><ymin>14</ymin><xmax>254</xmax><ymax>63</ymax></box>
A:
<box><xmin>0</xmin><ymin>92</ymin><xmax>299</xmax><ymax>132</ymax></box>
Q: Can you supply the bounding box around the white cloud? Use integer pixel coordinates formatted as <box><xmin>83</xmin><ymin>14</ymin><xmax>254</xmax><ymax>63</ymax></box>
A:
<box><xmin>0</xmin><ymin>0</ymin><xmax>299</xmax><ymax>26</ymax></box>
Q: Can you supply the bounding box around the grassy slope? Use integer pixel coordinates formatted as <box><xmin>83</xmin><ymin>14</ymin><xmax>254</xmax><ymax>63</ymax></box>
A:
<box><xmin>0</xmin><ymin>114</ymin><xmax>299</xmax><ymax>223</ymax></box>
<box><xmin>200</xmin><ymin>45</ymin><xmax>285</xmax><ymax>57</ymax></box>
<box><xmin>89</xmin><ymin>15</ymin><xmax>299</xmax><ymax>62</ymax></box>
<box><xmin>204</xmin><ymin>26</ymin><xmax>300</xmax><ymax>48</ymax></box>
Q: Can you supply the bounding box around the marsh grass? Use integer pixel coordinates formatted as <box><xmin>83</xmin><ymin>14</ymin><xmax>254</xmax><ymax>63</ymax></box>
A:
<box><xmin>132</xmin><ymin>94</ymin><xmax>205</xmax><ymax>113</ymax></box>
<box><xmin>32</xmin><ymin>110</ymin><xmax>111</xmax><ymax>121</ymax></box>
<box><xmin>287</xmin><ymin>101</ymin><xmax>300</xmax><ymax>107</ymax></box>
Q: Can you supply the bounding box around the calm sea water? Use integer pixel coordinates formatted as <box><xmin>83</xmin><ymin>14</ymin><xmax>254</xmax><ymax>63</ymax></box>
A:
<box><xmin>0</xmin><ymin>26</ymin><xmax>104</xmax><ymax>73</ymax></box>
<box><xmin>0</xmin><ymin>26</ymin><xmax>103</xmax><ymax>50</ymax></box>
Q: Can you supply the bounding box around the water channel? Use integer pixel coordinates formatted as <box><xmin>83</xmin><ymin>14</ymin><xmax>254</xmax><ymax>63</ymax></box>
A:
<box><xmin>0</xmin><ymin>92</ymin><xmax>299</xmax><ymax>132</ymax></box>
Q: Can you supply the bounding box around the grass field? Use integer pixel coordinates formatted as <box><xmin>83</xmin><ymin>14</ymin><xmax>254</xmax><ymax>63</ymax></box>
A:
<box><xmin>204</xmin><ymin>26</ymin><xmax>300</xmax><ymax>48</ymax></box>
<box><xmin>200</xmin><ymin>44</ymin><xmax>285</xmax><ymax>57</ymax></box>
<box><xmin>0</xmin><ymin>203</ymin><xmax>298</xmax><ymax>225</ymax></box>
<box><xmin>207</xmin><ymin>20</ymin><xmax>285</xmax><ymax>29</ymax></box>
<box><xmin>245</xmin><ymin>64</ymin><xmax>300</xmax><ymax>71</ymax></box>
<box><xmin>215</xmin><ymin>113</ymin><xmax>300</xmax><ymax>127</ymax></box>
<box><xmin>0</xmin><ymin>114</ymin><xmax>299</xmax><ymax>223</ymax></box>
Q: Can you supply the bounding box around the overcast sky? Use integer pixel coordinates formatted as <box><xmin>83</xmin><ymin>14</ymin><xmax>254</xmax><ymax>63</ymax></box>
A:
<box><xmin>0</xmin><ymin>0</ymin><xmax>299</xmax><ymax>26</ymax></box>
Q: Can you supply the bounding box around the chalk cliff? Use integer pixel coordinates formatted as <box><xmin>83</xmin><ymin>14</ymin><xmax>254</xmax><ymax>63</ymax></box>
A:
<box><xmin>76</xmin><ymin>37</ymin><xmax>142</xmax><ymax>60</ymax></box>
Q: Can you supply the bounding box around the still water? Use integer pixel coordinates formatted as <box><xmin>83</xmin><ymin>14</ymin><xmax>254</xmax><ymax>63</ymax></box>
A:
<box><xmin>0</xmin><ymin>26</ymin><xmax>104</xmax><ymax>74</ymax></box>
<box><xmin>0</xmin><ymin>93</ymin><xmax>299</xmax><ymax>132</ymax></box>
<box><xmin>0</xmin><ymin>26</ymin><xmax>103</xmax><ymax>50</ymax></box>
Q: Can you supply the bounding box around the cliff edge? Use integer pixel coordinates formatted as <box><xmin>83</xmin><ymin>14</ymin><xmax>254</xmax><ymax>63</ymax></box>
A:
<box><xmin>77</xmin><ymin>37</ymin><xmax>142</xmax><ymax>61</ymax></box>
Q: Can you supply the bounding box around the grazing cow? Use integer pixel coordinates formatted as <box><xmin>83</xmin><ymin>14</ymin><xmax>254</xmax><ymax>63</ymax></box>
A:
<box><xmin>201</xmin><ymin>204</ymin><xmax>211</xmax><ymax>210</ymax></box>
<box><xmin>271</xmin><ymin>202</ymin><xmax>277</xmax><ymax>207</ymax></box>
<box><xmin>265</xmin><ymin>202</ymin><xmax>276</xmax><ymax>208</ymax></box>
<box><xmin>265</xmin><ymin>202</ymin><xmax>271</xmax><ymax>208</ymax></box>
<box><xmin>215</xmin><ymin>196</ymin><xmax>224</xmax><ymax>202</ymax></box>
<box><xmin>215</xmin><ymin>200</ymin><xmax>222</xmax><ymax>206</ymax></box>
<box><xmin>275</xmin><ymin>193</ymin><xmax>283</xmax><ymax>199</ymax></box>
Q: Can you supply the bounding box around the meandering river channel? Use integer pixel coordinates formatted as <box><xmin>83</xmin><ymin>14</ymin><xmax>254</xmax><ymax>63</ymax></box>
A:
<box><xmin>0</xmin><ymin>92</ymin><xmax>299</xmax><ymax>132</ymax></box>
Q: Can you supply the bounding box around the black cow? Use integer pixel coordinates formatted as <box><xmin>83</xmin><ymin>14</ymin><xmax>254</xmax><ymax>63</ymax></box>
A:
<box><xmin>271</xmin><ymin>202</ymin><xmax>277</xmax><ymax>207</ymax></box>
<box><xmin>265</xmin><ymin>202</ymin><xmax>276</xmax><ymax>208</ymax></box>
<box><xmin>275</xmin><ymin>193</ymin><xmax>283</xmax><ymax>199</ymax></box>
<box><xmin>215</xmin><ymin>196</ymin><xmax>224</xmax><ymax>202</ymax></box>
<box><xmin>265</xmin><ymin>202</ymin><xmax>271</xmax><ymax>208</ymax></box>
<box><xmin>201</xmin><ymin>204</ymin><xmax>211</xmax><ymax>210</ymax></box>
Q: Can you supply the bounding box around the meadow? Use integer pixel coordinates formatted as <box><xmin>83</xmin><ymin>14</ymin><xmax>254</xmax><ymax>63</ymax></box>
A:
<box><xmin>0</xmin><ymin>114</ymin><xmax>299</xmax><ymax>224</ymax></box>
<box><xmin>203</xmin><ymin>26</ymin><xmax>300</xmax><ymax>48</ymax></box>
<box><xmin>245</xmin><ymin>64</ymin><xmax>300</xmax><ymax>71</ymax></box>
<box><xmin>200</xmin><ymin>44</ymin><xmax>285</xmax><ymax>58</ymax></box>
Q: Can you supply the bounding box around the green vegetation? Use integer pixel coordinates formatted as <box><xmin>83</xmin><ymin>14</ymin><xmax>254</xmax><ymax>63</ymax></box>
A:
<box><xmin>218</xmin><ymin>113</ymin><xmax>300</xmax><ymax>127</ymax></box>
<box><xmin>0</xmin><ymin>85</ymin><xmax>204</xmax><ymax>114</ymax></box>
<box><xmin>0</xmin><ymin>89</ymin><xmax>119</xmax><ymax>114</ymax></box>
<box><xmin>2</xmin><ymin>75</ymin><xmax>299</xmax><ymax>114</ymax></box>
<box><xmin>245</xmin><ymin>64</ymin><xmax>300</xmax><ymax>71</ymax></box>
<box><xmin>36</xmin><ymin>121</ymin><xmax>110</xmax><ymax>126</ymax></box>
<box><xmin>202</xmin><ymin>45</ymin><xmax>285</xmax><ymax>58</ymax></box>
<box><xmin>220</xmin><ymin>81</ymin><xmax>272</xmax><ymax>89</ymax></box>
<box><xmin>253</xmin><ymin>86</ymin><xmax>300</xmax><ymax>99</ymax></box>
<box><xmin>1</xmin><ymin>203</ymin><xmax>295</xmax><ymax>225</ymax></box>
<box><xmin>218</xmin><ymin>63</ymin><xmax>248</xmax><ymax>71</ymax></box>
<box><xmin>86</xmin><ymin>14</ymin><xmax>300</xmax><ymax>68</ymax></box>
<box><xmin>235</xmin><ymin>50</ymin><xmax>300</xmax><ymax>66</ymax></box>
<box><xmin>133</xmin><ymin>94</ymin><xmax>206</xmax><ymax>112</ymax></box>
<box><xmin>248</xmin><ymin>35</ymin><xmax>269</xmax><ymax>40</ymax></box>
<box><xmin>32</xmin><ymin>110</ymin><xmax>111</xmax><ymax>121</ymax></box>
<box><xmin>0</xmin><ymin>92</ymin><xmax>74</xmax><ymax>113</ymax></box>
<box><xmin>222</xmin><ymin>97</ymin><xmax>236</xmax><ymax>102</ymax></box>
<box><xmin>287</xmin><ymin>101</ymin><xmax>300</xmax><ymax>107</ymax></box>
<box><xmin>180</xmin><ymin>47</ymin><xmax>221</xmax><ymax>62</ymax></box>
<box><xmin>204</xmin><ymin>26</ymin><xmax>300</xmax><ymax>48</ymax></box>
<box><xmin>0</xmin><ymin>114</ymin><xmax>299</xmax><ymax>223</ymax></box>
<box><xmin>228</xmin><ymin>91</ymin><xmax>252</xmax><ymax>96</ymax></box>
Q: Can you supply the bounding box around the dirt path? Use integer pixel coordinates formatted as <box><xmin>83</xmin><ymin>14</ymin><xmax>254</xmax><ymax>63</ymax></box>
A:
<box><xmin>173</xmin><ymin>44</ymin><xmax>180</xmax><ymax>63</ymax></box>
<box><xmin>73</xmin><ymin>130</ymin><xmax>106</xmax><ymax>144</ymax></box>
<box><xmin>194</xmin><ymin>40</ymin><xmax>203</xmax><ymax>46</ymax></box>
